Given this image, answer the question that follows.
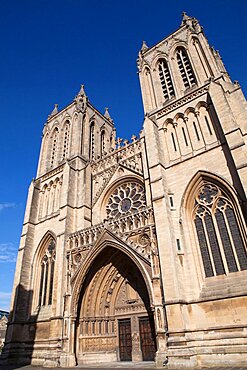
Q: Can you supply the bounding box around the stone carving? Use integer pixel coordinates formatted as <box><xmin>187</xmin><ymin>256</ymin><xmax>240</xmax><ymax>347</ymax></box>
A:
<box><xmin>137</xmin><ymin>27</ymin><xmax>189</xmax><ymax>71</ymax></box>
<box><xmin>92</xmin><ymin>137</ymin><xmax>142</xmax><ymax>173</ymax></box>
<box><xmin>138</xmin><ymin>233</ymin><xmax>150</xmax><ymax>247</ymax></box>
<box><xmin>40</xmin><ymin>164</ymin><xmax>63</xmax><ymax>182</ymax></box>
<box><xmin>91</xmin><ymin>139</ymin><xmax>143</xmax><ymax>206</ymax></box>
<box><xmin>106</xmin><ymin>181</ymin><xmax>146</xmax><ymax>218</ymax></box>
<box><xmin>79</xmin><ymin>336</ymin><xmax>116</xmax><ymax>352</ymax></box>
<box><xmin>68</xmin><ymin>208</ymin><xmax>156</xmax><ymax>278</ymax></box>
<box><xmin>157</xmin><ymin>86</ymin><xmax>209</xmax><ymax>118</ymax></box>
<box><xmin>74</xmin><ymin>85</ymin><xmax>88</xmax><ymax>113</ymax></box>
<box><xmin>92</xmin><ymin>166</ymin><xmax>117</xmax><ymax>206</ymax></box>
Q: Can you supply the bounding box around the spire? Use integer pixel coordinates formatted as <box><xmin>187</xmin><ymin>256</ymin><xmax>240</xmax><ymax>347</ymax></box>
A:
<box><xmin>104</xmin><ymin>107</ymin><xmax>113</xmax><ymax>123</ymax></box>
<box><xmin>74</xmin><ymin>84</ymin><xmax>88</xmax><ymax>113</ymax></box>
<box><xmin>49</xmin><ymin>104</ymin><xmax>58</xmax><ymax>117</ymax></box>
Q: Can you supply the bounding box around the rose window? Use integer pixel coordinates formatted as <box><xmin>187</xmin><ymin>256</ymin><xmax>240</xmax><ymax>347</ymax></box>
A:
<box><xmin>106</xmin><ymin>182</ymin><xmax>146</xmax><ymax>218</ymax></box>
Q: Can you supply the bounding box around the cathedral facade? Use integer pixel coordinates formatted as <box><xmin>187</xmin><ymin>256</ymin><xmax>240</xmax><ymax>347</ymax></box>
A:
<box><xmin>2</xmin><ymin>14</ymin><xmax>247</xmax><ymax>368</ymax></box>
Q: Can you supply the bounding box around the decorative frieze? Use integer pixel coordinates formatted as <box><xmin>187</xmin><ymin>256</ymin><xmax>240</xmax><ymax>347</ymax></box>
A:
<box><xmin>91</xmin><ymin>139</ymin><xmax>143</xmax><ymax>205</ymax></box>
<box><xmin>39</xmin><ymin>164</ymin><xmax>64</xmax><ymax>182</ymax></box>
<box><xmin>91</xmin><ymin>139</ymin><xmax>142</xmax><ymax>176</ymax></box>
<box><xmin>156</xmin><ymin>86</ymin><xmax>209</xmax><ymax>118</ymax></box>
<box><xmin>67</xmin><ymin>207</ymin><xmax>156</xmax><ymax>277</ymax></box>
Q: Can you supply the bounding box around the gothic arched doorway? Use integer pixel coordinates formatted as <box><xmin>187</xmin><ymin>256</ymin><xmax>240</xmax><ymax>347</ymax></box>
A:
<box><xmin>75</xmin><ymin>246</ymin><xmax>156</xmax><ymax>364</ymax></box>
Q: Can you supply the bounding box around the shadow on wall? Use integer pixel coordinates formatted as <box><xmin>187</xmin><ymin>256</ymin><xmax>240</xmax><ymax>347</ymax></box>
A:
<box><xmin>0</xmin><ymin>284</ymin><xmax>37</xmax><ymax>368</ymax></box>
<box><xmin>207</xmin><ymin>95</ymin><xmax>247</xmax><ymax>219</ymax></box>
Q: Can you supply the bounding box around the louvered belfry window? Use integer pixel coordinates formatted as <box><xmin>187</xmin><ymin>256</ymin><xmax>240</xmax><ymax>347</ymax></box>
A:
<box><xmin>176</xmin><ymin>47</ymin><xmax>196</xmax><ymax>89</ymax></box>
<box><xmin>158</xmin><ymin>59</ymin><xmax>175</xmax><ymax>100</ymax></box>
<box><xmin>193</xmin><ymin>182</ymin><xmax>247</xmax><ymax>277</ymax></box>
<box><xmin>62</xmin><ymin>122</ymin><xmax>70</xmax><ymax>160</ymax></box>
<box><xmin>90</xmin><ymin>123</ymin><xmax>95</xmax><ymax>160</ymax></box>
<box><xmin>51</xmin><ymin>128</ymin><xmax>58</xmax><ymax>166</ymax></box>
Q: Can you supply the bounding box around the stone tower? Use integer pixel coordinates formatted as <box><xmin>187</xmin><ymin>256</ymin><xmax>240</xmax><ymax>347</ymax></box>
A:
<box><xmin>2</xmin><ymin>13</ymin><xmax>247</xmax><ymax>368</ymax></box>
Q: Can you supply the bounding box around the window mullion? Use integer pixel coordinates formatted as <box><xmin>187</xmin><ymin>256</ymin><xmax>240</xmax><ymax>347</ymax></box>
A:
<box><xmin>38</xmin><ymin>263</ymin><xmax>45</xmax><ymax>306</ymax></box>
<box><xmin>162</xmin><ymin>64</ymin><xmax>170</xmax><ymax>99</ymax></box>
<box><xmin>48</xmin><ymin>258</ymin><xmax>55</xmax><ymax>305</ymax></box>
<box><xmin>204</xmin><ymin>211</ymin><xmax>225</xmax><ymax>275</ymax></box>
<box><xmin>46</xmin><ymin>259</ymin><xmax>51</xmax><ymax>305</ymax></box>
<box><xmin>223</xmin><ymin>210</ymin><xmax>241</xmax><ymax>271</ymax></box>
<box><xmin>42</xmin><ymin>262</ymin><xmax>48</xmax><ymax>306</ymax></box>
<box><xmin>181</xmin><ymin>52</ymin><xmax>191</xmax><ymax>87</ymax></box>
<box><xmin>211</xmin><ymin>208</ymin><xmax>229</xmax><ymax>274</ymax></box>
<box><xmin>202</xmin><ymin>216</ymin><xmax>216</xmax><ymax>276</ymax></box>
<box><xmin>181</xmin><ymin>54</ymin><xmax>189</xmax><ymax>85</ymax></box>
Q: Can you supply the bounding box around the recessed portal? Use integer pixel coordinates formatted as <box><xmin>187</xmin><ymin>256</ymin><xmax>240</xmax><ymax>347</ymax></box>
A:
<box><xmin>76</xmin><ymin>247</ymin><xmax>156</xmax><ymax>364</ymax></box>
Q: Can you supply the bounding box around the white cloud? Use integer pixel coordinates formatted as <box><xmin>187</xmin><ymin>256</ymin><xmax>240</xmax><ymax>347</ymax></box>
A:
<box><xmin>0</xmin><ymin>203</ymin><xmax>16</xmax><ymax>211</ymax></box>
<box><xmin>0</xmin><ymin>291</ymin><xmax>12</xmax><ymax>311</ymax></box>
<box><xmin>0</xmin><ymin>243</ymin><xmax>17</xmax><ymax>263</ymax></box>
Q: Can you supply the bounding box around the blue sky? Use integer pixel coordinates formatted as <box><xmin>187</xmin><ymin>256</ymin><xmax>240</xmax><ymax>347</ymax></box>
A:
<box><xmin>0</xmin><ymin>0</ymin><xmax>247</xmax><ymax>311</ymax></box>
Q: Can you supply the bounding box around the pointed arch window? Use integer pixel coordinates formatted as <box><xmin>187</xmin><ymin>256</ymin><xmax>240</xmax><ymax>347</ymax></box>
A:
<box><xmin>193</xmin><ymin>182</ymin><xmax>247</xmax><ymax>277</ymax></box>
<box><xmin>41</xmin><ymin>133</ymin><xmax>49</xmax><ymax>172</ymax></box>
<box><xmin>51</xmin><ymin>128</ymin><xmax>59</xmax><ymax>166</ymax></box>
<box><xmin>176</xmin><ymin>47</ymin><xmax>197</xmax><ymax>89</ymax></box>
<box><xmin>101</xmin><ymin>130</ymin><xmax>105</xmax><ymax>157</ymax></box>
<box><xmin>38</xmin><ymin>239</ymin><xmax>56</xmax><ymax>306</ymax></box>
<box><xmin>90</xmin><ymin>122</ymin><xmax>95</xmax><ymax>160</ymax></box>
<box><xmin>158</xmin><ymin>59</ymin><xmax>175</xmax><ymax>100</ymax></box>
<box><xmin>62</xmin><ymin>121</ymin><xmax>70</xmax><ymax>160</ymax></box>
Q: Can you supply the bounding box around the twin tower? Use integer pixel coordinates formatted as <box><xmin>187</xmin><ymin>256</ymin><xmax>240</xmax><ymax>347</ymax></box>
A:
<box><xmin>2</xmin><ymin>13</ymin><xmax>247</xmax><ymax>369</ymax></box>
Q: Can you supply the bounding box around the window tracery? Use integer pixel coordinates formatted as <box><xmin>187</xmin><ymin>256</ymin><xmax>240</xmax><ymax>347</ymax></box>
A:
<box><xmin>193</xmin><ymin>182</ymin><xmax>247</xmax><ymax>277</ymax></box>
<box><xmin>176</xmin><ymin>47</ymin><xmax>196</xmax><ymax>89</ymax></box>
<box><xmin>158</xmin><ymin>59</ymin><xmax>175</xmax><ymax>100</ymax></box>
<box><xmin>38</xmin><ymin>239</ymin><xmax>56</xmax><ymax>306</ymax></box>
<box><xmin>106</xmin><ymin>182</ymin><xmax>146</xmax><ymax>218</ymax></box>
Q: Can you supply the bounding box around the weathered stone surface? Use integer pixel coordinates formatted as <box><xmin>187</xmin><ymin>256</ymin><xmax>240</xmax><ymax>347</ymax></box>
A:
<box><xmin>1</xmin><ymin>13</ymin><xmax>247</xmax><ymax>370</ymax></box>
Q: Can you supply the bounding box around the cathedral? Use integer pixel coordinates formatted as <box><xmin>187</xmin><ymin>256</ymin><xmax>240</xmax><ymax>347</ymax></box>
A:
<box><xmin>2</xmin><ymin>13</ymin><xmax>247</xmax><ymax>368</ymax></box>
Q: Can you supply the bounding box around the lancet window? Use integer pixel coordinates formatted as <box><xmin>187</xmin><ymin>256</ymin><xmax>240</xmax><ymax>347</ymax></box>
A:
<box><xmin>51</xmin><ymin>128</ymin><xmax>59</xmax><ymax>166</ymax></box>
<box><xmin>90</xmin><ymin>122</ymin><xmax>95</xmax><ymax>160</ymax></box>
<box><xmin>38</xmin><ymin>239</ymin><xmax>56</xmax><ymax>306</ymax></box>
<box><xmin>176</xmin><ymin>47</ymin><xmax>196</xmax><ymax>89</ymax></box>
<box><xmin>101</xmin><ymin>130</ymin><xmax>105</xmax><ymax>157</ymax></box>
<box><xmin>62</xmin><ymin>121</ymin><xmax>70</xmax><ymax>160</ymax></box>
<box><xmin>158</xmin><ymin>59</ymin><xmax>175</xmax><ymax>100</ymax></box>
<box><xmin>193</xmin><ymin>182</ymin><xmax>247</xmax><ymax>277</ymax></box>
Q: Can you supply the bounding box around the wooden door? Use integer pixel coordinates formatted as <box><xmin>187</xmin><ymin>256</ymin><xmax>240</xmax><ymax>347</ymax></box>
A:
<box><xmin>118</xmin><ymin>319</ymin><xmax>132</xmax><ymax>361</ymax></box>
<box><xmin>139</xmin><ymin>317</ymin><xmax>156</xmax><ymax>361</ymax></box>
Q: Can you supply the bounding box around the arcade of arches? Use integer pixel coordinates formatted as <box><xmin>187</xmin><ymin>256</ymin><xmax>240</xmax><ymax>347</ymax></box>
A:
<box><xmin>3</xmin><ymin>14</ymin><xmax>247</xmax><ymax>370</ymax></box>
<box><xmin>76</xmin><ymin>247</ymin><xmax>156</xmax><ymax>364</ymax></box>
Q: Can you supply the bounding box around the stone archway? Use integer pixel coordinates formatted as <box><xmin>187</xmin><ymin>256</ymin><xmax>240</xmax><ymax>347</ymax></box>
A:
<box><xmin>75</xmin><ymin>246</ymin><xmax>156</xmax><ymax>364</ymax></box>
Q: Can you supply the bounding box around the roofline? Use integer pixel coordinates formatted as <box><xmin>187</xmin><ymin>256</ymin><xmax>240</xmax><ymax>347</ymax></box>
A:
<box><xmin>140</xmin><ymin>23</ymin><xmax>187</xmax><ymax>57</ymax></box>
<box><xmin>46</xmin><ymin>99</ymin><xmax>114</xmax><ymax>127</ymax></box>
